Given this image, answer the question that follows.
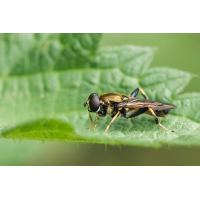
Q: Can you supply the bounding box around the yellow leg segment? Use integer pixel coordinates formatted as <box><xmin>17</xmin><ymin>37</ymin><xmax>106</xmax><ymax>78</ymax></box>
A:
<box><xmin>149</xmin><ymin>108</ymin><xmax>174</xmax><ymax>132</ymax></box>
<box><xmin>93</xmin><ymin>114</ymin><xmax>98</xmax><ymax>130</ymax></box>
<box><xmin>105</xmin><ymin>111</ymin><xmax>120</xmax><ymax>132</ymax></box>
<box><xmin>139</xmin><ymin>88</ymin><xmax>148</xmax><ymax>99</ymax></box>
<box><xmin>86</xmin><ymin>112</ymin><xmax>93</xmax><ymax>129</ymax></box>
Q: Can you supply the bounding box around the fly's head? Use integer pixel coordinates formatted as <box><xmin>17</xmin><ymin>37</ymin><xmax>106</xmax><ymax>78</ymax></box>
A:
<box><xmin>83</xmin><ymin>93</ymin><xmax>100</xmax><ymax>113</ymax></box>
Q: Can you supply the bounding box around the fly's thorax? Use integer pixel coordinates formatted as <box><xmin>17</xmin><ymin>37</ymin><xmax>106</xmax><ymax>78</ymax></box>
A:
<box><xmin>125</xmin><ymin>108</ymin><xmax>130</xmax><ymax>112</ymax></box>
<box><xmin>106</xmin><ymin>105</ymin><xmax>119</xmax><ymax>118</ymax></box>
<box><xmin>106</xmin><ymin>106</ymin><xmax>113</xmax><ymax>116</ymax></box>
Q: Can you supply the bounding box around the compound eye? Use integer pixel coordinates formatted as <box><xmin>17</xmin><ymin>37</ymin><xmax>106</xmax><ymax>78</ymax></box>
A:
<box><xmin>89</xmin><ymin>93</ymin><xmax>100</xmax><ymax>112</ymax></box>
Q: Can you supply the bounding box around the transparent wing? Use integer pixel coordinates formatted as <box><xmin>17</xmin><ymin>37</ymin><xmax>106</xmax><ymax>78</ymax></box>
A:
<box><xmin>117</xmin><ymin>97</ymin><xmax>177</xmax><ymax>110</ymax></box>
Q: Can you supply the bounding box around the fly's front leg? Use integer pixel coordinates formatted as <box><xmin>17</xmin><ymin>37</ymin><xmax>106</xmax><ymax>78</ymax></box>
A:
<box><xmin>148</xmin><ymin>108</ymin><xmax>175</xmax><ymax>132</ymax></box>
<box><xmin>85</xmin><ymin>112</ymin><xmax>93</xmax><ymax>130</ymax></box>
<box><xmin>130</xmin><ymin>87</ymin><xmax>148</xmax><ymax>99</ymax></box>
<box><xmin>93</xmin><ymin>114</ymin><xmax>98</xmax><ymax>130</ymax></box>
<box><xmin>105</xmin><ymin>111</ymin><xmax>120</xmax><ymax>132</ymax></box>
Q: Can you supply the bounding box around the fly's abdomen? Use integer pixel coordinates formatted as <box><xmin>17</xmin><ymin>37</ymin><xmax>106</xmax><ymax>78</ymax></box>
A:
<box><xmin>154</xmin><ymin>109</ymin><xmax>169</xmax><ymax>117</ymax></box>
<box><xmin>144</xmin><ymin>109</ymin><xmax>170</xmax><ymax>117</ymax></box>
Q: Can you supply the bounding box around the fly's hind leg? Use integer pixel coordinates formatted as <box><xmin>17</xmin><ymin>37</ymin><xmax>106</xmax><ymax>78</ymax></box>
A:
<box><xmin>130</xmin><ymin>88</ymin><xmax>148</xmax><ymax>99</ymax></box>
<box><xmin>105</xmin><ymin>111</ymin><xmax>120</xmax><ymax>132</ymax></box>
<box><xmin>149</xmin><ymin>108</ymin><xmax>175</xmax><ymax>132</ymax></box>
<box><xmin>85</xmin><ymin>112</ymin><xmax>93</xmax><ymax>130</ymax></box>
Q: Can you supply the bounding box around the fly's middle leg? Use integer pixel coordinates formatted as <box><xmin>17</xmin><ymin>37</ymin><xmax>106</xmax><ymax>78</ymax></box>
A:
<box><xmin>105</xmin><ymin>111</ymin><xmax>120</xmax><ymax>132</ymax></box>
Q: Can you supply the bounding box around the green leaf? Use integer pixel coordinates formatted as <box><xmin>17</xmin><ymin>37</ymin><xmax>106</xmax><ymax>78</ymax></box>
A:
<box><xmin>0</xmin><ymin>33</ymin><xmax>199</xmax><ymax>147</ymax></box>
<box><xmin>1</xmin><ymin>119</ymin><xmax>77</xmax><ymax>141</ymax></box>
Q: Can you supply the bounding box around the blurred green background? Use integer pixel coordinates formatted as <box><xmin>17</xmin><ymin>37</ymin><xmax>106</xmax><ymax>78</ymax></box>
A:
<box><xmin>1</xmin><ymin>33</ymin><xmax>200</xmax><ymax>166</ymax></box>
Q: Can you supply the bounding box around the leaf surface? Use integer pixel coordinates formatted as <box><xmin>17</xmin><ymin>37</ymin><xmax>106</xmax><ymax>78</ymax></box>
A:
<box><xmin>0</xmin><ymin>33</ymin><xmax>199</xmax><ymax>147</ymax></box>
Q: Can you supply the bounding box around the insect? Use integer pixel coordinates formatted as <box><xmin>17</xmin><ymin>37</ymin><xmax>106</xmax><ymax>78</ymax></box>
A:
<box><xmin>83</xmin><ymin>87</ymin><xmax>177</xmax><ymax>132</ymax></box>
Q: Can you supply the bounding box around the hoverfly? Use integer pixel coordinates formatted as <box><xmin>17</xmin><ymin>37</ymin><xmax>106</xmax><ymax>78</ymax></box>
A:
<box><xmin>83</xmin><ymin>88</ymin><xmax>177</xmax><ymax>132</ymax></box>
